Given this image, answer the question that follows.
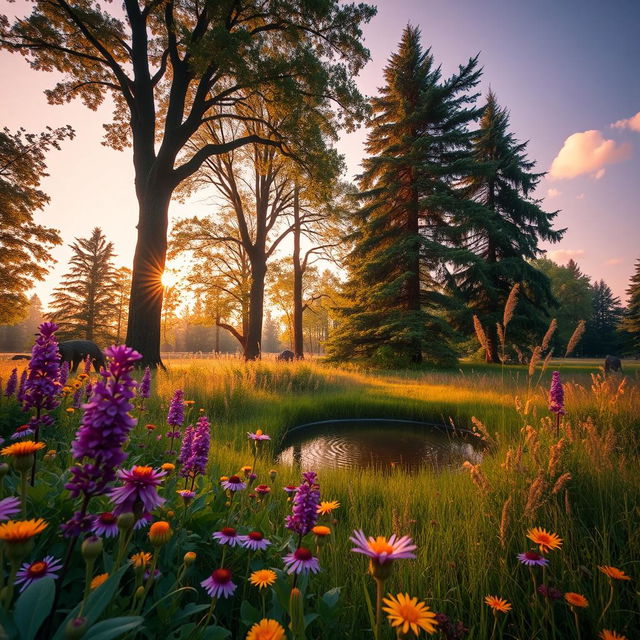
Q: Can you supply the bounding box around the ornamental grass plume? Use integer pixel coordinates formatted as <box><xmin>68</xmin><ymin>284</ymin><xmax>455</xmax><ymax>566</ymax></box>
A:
<box><xmin>63</xmin><ymin>345</ymin><xmax>142</xmax><ymax>536</ymax></box>
<box><xmin>565</xmin><ymin>320</ymin><xmax>586</xmax><ymax>357</ymax></box>
<box><xmin>4</xmin><ymin>368</ymin><xmax>18</xmax><ymax>397</ymax></box>
<box><xmin>285</xmin><ymin>471</ymin><xmax>320</xmax><ymax>537</ymax></box>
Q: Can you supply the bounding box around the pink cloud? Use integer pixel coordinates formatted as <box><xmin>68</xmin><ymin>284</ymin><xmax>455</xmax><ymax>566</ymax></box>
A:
<box><xmin>611</xmin><ymin>111</ymin><xmax>640</xmax><ymax>132</ymax></box>
<box><xmin>547</xmin><ymin>188</ymin><xmax>561</xmax><ymax>198</ymax></box>
<box><xmin>605</xmin><ymin>258</ymin><xmax>622</xmax><ymax>265</ymax></box>
<box><xmin>549</xmin><ymin>130</ymin><xmax>632</xmax><ymax>179</ymax></box>
<box><xmin>546</xmin><ymin>249</ymin><xmax>585</xmax><ymax>264</ymax></box>
<box><xmin>576</xmin><ymin>193</ymin><xmax>585</xmax><ymax>200</ymax></box>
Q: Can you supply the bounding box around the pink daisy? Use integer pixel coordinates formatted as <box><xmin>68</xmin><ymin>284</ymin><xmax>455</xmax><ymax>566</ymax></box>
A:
<box><xmin>349</xmin><ymin>530</ymin><xmax>417</xmax><ymax>565</ymax></box>
<box><xmin>177</xmin><ymin>489</ymin><xmax>196</xmax><ymax>505</ymax></box>
<box><xmin>15</xmin><ymin>556</ymin><xmax>62</xmax><ymax>591</ymax></box>
<box><xmin>201</xmin><ymin>568</ymin><xmax>236</xmax><ymax>599</ymax></box>
<box><xmin>221</xmin><ymin>475</ymin><xmax>246</xmax><ymax>492</ymax></box>
<box><xmin>517</xmin><ymin>551</ymin><xmax>549</xmax><ymax>567</ymax></box>
<box><xmin>212</xmin><ymin>527</ymin><xmax>241</xmax><ymax>546</ymax></box>
<box><xmin>283</xmin><ymin>547</ymin><xmax>320</xmax><ymax>575</ymax></box>
<box><xmin>247</xmin><ymin>430</ymin><xmax>270</xmax><ymax>441</ymax></box>
<box><xmin>255</xmin><ymin>485</ymin><xmax>271</xmax><ymax>495</ymax></box>
<box><xmin>240</xmin><ymin>531</ymin><xmax>271</xmax><ymax>551</ymax></box>
<box><xmin>108</xmin><ymin>465</ymin><xmax>166</xmax><ymax>515</ymax></box>
<box><xmin>283</xmin><ymin>485</ymin><xmax>298</xmax><ymax>496</ymax></box>
<box><xmin>91</xmin><ymin>512</ymin><xmax>119</xmax><ymax>537</ymax></box>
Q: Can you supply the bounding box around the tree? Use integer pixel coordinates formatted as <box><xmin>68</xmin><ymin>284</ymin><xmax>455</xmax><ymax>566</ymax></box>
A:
<box><xmin>113</xmin><ymin>267</ymin><xmax>132</xmax><ymax>344</ymax></box>
<box><xmin>446</xmin><ymin>92</ymin><xmax>563</xmax><ymax>362</ymax></box>
<box><xmin>582</xmin><ymin>280</ymin><xmax>624</xmax><ymax>356</ymax></box>
<box><xmin>261</xmin><ymin>310</ymin><xmax>281</xmax><ymax>354</ymax></box>
<box><xmin>1</xmin><ymin>0</ymin><xmax>375</xmax><ymax>366</ymax></box>
<box><xmin>326</xmin><ymin>26</ymin><xmax>482</xmax><ymax>365</ymax></box>
<box><xmin>0</xmin><ymin>294</ymin><xmax>44</xmax><ymax>352</ymax></box>
<box><xmin>48</xmin><ymin>227</ymin><xmax>120</xmax><ymax>343</ymax></box>
<box><xmin>0</xmin><ymin>125</ymin><xmax>73</xmax><ymax>323</ymax></box>
<box><xmin>621</xmin><ymin>258</ymin><xmax>640</xmax><ymax>353</ymax></box>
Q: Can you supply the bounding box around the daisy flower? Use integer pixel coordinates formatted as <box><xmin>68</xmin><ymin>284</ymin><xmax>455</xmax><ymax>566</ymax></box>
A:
<box><xmin>0</xmin><ymin>497</ymin><xmax>21</xmax><ymax>521</ymax></box>
<box><xmin>312</xmin><ymin>525</ymin><xmax>331</xmax><ymax>538</ymax></box>
<box><xmin>201</xmin><ymin>568</ymin><xmax>236</xmax><ymax>599</ymax></box>
<box><xmin>221</xmin><ymin>475</ymin><xmax>246</xmax><ymax>492</ymax></box>
<box><xmin>526</xmin><ymin>527</ymin><xmax>562</xmax><ymax>553</ymax></box>
<box><xmin>283</xmin><ymin>547</ymin><xmax>320</xmax><ymax>575</ymax></box>
<box><xmin>0</xmin><ymin>519</ymin><xmax>48</xmax><ymax>546</ymax></box>
<box><xmin>564</xmin><ymin>592</ymin><xmax>588</xmax><ymax>608</ymax></box>
<box><xmin>177</xmin><ymin>489</ymin><xmax>196</xmax><ymax>505</ymax></box>
<box><xmin>283</xmin><ymin>485</ymin><xmax>298</xmax><ymax>496</ymax></box>
<box><xmin>247</xmin><ymin>429</ymin><xmax>270</xmax><ymax>441</ymax></box>
<box><xmin>517</xmin><ymin>551</ymin><xmax>549</xmax><ymax>567</ymax></box>
<box><xmin>598</xmin><ymin>566</ymin><xmax>631</xmax><ymax>581</ymax></box>
<box><xmin>599</xmin><ymin>631</ymin><xmax>628</xmax><ymax>640</ymax></box>
<box><xmin>246</xmin><ymin>619</ymin><xmax>285</xmax><ymax>640</ymax></box>
<box><xmin>212</xmin><ymin>527</ymin><xmax>241</xmax><ymax>546</ymax></box>
<box><xmin>485</xmin><ymin>596</ymin><xmax>511</xmax><ymax>613</ymax></box>
<box><xmin>108</xmin><ymin>465</ymin><xmax>166</xmax><ymax>515</ymax></box>
<box><xmin>10</xmin><ymin>425</ymin><xmax>35</xmax><ymax>440</ymax></box>
<box><xmin>15</xmin><ymin>556</ymin><xmax>62</xmax><ymax>592</ymax></box>
<box><xmin>350</xmin><ymin>530</ymin><xmax>416</xmax><ymax>565</ymax></box>
<box><xmin>249</xmin><ymin>569</ymin><xmax>277</xmax><ymax>589</ymax></box>
<box><xmin>317</xmin><ymin>500</ymin><xmax>340</xmax><ymax>515</ymax></box>
<box><xmin>90</xmin><ymin>573</ymin><xmax>109</xmax><ymax>590</ymax></box>
<box><xmin>91</xmin><ymin>512</ymin><xmax>119</xmax><ymax>538</ymax></box>
<box><xmin>255</xmin><ymin>484</ymin><xmax>271</xmax><ymax>496</ymax></box>
<box><xmin>240</xmin><ymin>531</ymin><xmax>271</xmax><ymax>551</ymax></box>
<box><xmin>383</xmin><ymin>593</ymin><xmax>439</xmax><ymax>636</ymax></box>
<box><xmin>1</xmin><ymin>441</ymin><xmax>46</xmax><ymax>458</ymax></box>
<box><xmin>130</xmin><ymin>552</ymin><xmax>152</xmax><ymax>569</ymax></box>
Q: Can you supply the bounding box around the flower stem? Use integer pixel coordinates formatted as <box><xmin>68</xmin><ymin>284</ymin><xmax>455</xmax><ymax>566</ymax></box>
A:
<box><xmin>374</xmin><ymin>577</ymin><xmax>384</xmax><ymax>640</ymax></box>
<box><xmin>598</xmin><ymin>581</ymin><xmax>615</xmax><ymax>626</ymax></box>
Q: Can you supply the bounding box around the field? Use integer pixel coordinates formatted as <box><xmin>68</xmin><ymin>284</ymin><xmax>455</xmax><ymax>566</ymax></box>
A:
<box><xmin>0</xmin><ymin>355</ymin><xmax>639</xmax><ymax>640</ymax></box>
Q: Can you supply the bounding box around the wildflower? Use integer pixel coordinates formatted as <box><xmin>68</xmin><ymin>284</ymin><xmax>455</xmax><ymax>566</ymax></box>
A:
<box><xmin>312</xmin><ymin>525</ymin><xmax>331</xmax><ymax>538</ymax></box>
<box><xmin>184</xmin><ymin>551</ymin><xmax>197</xmax><ymax>565</ymax></box>
<box><xmin>4</xmin><ymin>368</ymin><xmax>18</xmax><ymax>397</ymax></box>
<box><xmin>517</xmin><ymin>551</ymin><xmax>549</xmax><ymax>567</ymax></box>
<box><xmin>240</xmin><ymin>531</ymin><xmax>271</xmax><ymax>551</ymax></box>
<box><xmin>177</xmin><ymin>489</ymin><xmax>196</xmax><ymax>505</ymax></box>
<box><xmin>90</xmin><ymin>573</ymin><xmax>109</xmax><ymax>590</ymax></box>
<box><xmin>161</xmin><ymin>463</ymin><xmax>175</xmax><ymax>472</ymax></box>
<box><xmin>249</xmin><ymin>569</ymin><xmax>277</xmax><ymax>589</ymax></box>
<box><xmin>59</xmin><ymin>361</ymin><xmax>69</xmax><ymax>387</ymax></box>
<box><xmin>527</xmin><ymin>527</ymin><xmax>562</xmax><ymax>553</ymax></box>
<box><xmin>130</xmin><ymin>552</ymin><xmax>152</xmax><ymax>569</ymax></box>
<box><xmin>241</xmin><ymin>465</ymin><xmax>252</xmax><ymax>476</ymax></box>
<box><xmin>90</xmin><ymin>512</ymin><xmax>119</xmax><ymax>538</ymax></box>
<box><xmin>66</xmin><ymin>407</ymin><xmax>75</xmax><ymax>414</ymax></box>
<box><xmin>283</xmin><ymin>485</ymin><xmax>298</xmax><ymax>496</ymax></box>
<box><xmin>383</xmin><ymin>593</ymin><xmax>439</xmax><ymax>636</ymax></box>
<box><xmin>255</xmin><ymin>484</ymin><xmax>271</xmax><ymax>495</ymax></box>
<box><xmin>564</xmin><ymin>592</ymin><xmax>588</xmax><ymax>608</ymax></box>
<box><xmin>1</xmin><ymin>441</ymin><xmax>46</xmax><ymax>459</ymax></box>
<box><xmin>144</xmin><ymin>568</ymin><xmax>161</xmax><ymax>581</ymax></box>
<box><xmin>484</xmin><ymin>596</ymin><xmax>511</xmax><ymax>613</ymax></box>
<box><xmin>108</xmin><ymin>465</ymin><xmax>166</xmax><ymax>515</ymax></box>
<box><xmin>317</xmin><ymin>500</ymin><xmax>340</xmax><ymax>515</ymax></box>
<box><xmin>269</xmin><ymin>469</ymin><xmax>277</xmax><ymax>480</ymax></box>
<box><xmin>350</xmin><ymin>530</ymin><xmax>417</xmax><ymax>565</ymax></box>
<box><xmin>221</xmin><ymin>475</ymin><xmax>246</xmax><ymax>492</ymax></box>
<box><xmin>149</xmin><ymin>521</ymin><xmax>172</xmax><ymax>546</ymax></box>
<box><xmin>134</xmin><ymin>512</ymin><xmax>153</xmax><ymax>529</ymax></box>
<box><xmin>598</xmin><ymin>566</ymin><xmax>631</xmax><ymax>581</ymax></box>
<box><xmin>282</xmin><ymin>547</ymin><xmax>320</xmax><ymax>575</ymax></box>
<box><xmin>433</xmin><ymin>613</ymin><xmax>468</xmax><ymax>640</ymax></box>
<box><xmin>537</xmin><ymin>584</ymin><xmax>563</xmax><ymax>600</ymax></box>
<box><xmin>167</xmin><ymin>389</ymin><xmax>185</xmax><ymax>428</ymax></box>
<box><xmin>201</xmin><ymin>568</ymin><xmax>236</xmax><ymax>599</ymax></box>
<box><xmin>139</xmin><ymin>367</ymin><xmax>151</xmax><ymax>399</ymax></box>
<box><xmin>15</xmin><ymin>556</ymin><xmax>62</xmax><ymax>592</ymax></box>
<box><xmin>549</xmin><ymin>371</ymin><xmax>565</xmax><ymax>415</ymax></box>
<box><xmin>0</xmin><ymin>497</ymin><xmax>21</xmax><ymax>521</ymax></box>
<box><xmin>178</xmin><ymin>425</ymin><xmax>195</xmax><ymax>468</ymax></box>
<box><xmin>246</xmin><ymin>619</ymin><xmax>285</xmax><ymax>640</ymax></box>
<box><xmin>181</xmin><ymin>415</ymin><xmax>210</xmax><ymax>479</ymax></box>
<box><xmin>248</xmin><ymin>429</ymin><xmax>270</xmax><ymax>441</ymax></box>
<box><xmin>212</xmin><ymin>527</ymin><xmax>241</xmax><ymax>547</ymax></box>
<box><xmin>285</xmin><ymin>471</ymin><xmax>320</xmax><ymax>536</ymax></box>
<box><xmin>145</xmin><ymin>424</ymin><xmax>156</xmax><ymax>431</ymax></box>
<box><xmin>599</xmin><ymin>631</ymin><xmax>628</xmax><ymax>640</ymax></box>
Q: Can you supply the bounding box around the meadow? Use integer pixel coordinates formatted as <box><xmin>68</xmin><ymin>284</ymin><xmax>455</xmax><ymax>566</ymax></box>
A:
<box><xmin>0</xmin><ymin>348</ymin><xmax>638</xmax><ymax>640</ymax></box>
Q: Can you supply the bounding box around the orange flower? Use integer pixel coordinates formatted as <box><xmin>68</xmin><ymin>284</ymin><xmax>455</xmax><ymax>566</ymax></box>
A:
<box><xmin>1</xmin><ymin>441</ymin><xmax>46</xmax><ymax>458</ymax></box>
<box><xmin>312</xmin><ymin>526</ymin><xmax>331</xmax><ymax>537</ymax></box>
<box><xmin>599</xmin><ymin>631</ymin><xmax>628</xmax><ymax>640</ymax></box>
<box><xmin>149</xmin><ymin>521</ymin><xmax>172</xmax><ymax>546</ymax></box>
<box><xmin>526</xmin><ymin>527</ymin><xmax>563</xmax><ymax>553</ymax></box>
<box><xmin>246</xmin><ymin>619</ymin><xmax>285</xmax><ymax>640</ymax></box>
<box><xmin>484</xmin><ymin>596</ymin><xmax>511</xmax><ymax>613</ymax></box>
<box><xmin>564</xmin><ymin>592</ymin><xmax>588</xmax><ymax>608</ymax></box>
<box><xmin>598</xmin><ymin>566</ymin><xmax>631</xmax><ymax>581</ymax></box>
<box><xmin>90</xmin><ymin>573</ymin><xmax>109</xmax><ymax>590</ymax></box>
<box><xmin>0</xmin><ymin>519</ymin><xmax>48</xmax><ymax>543</ymax></box>
<box><xmin>130</xmin><ymin>552</ymin><xmax>152</xmax><ymax>569</ymax></box>
<box><xmin>317</xmin><ymin>500</ymin><xmax>340</xmax><ymax>515</ymax></box>
<box><xmin>161</xmin><ymin>463</ymin><xmax>175</xmax><ymax>472</ymax></box>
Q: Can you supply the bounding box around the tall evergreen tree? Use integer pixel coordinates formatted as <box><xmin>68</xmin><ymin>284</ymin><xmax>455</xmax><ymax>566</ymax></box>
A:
<box><xmin>48</xmin><ymin>228</ymin><xmax>120</xmax><ymax>343</ymax></box>
<box><xmin>621</xmin><ymin>258</ymin><xmax>640</xmax><ymax>353</ymax></box>
<box><xmin>447</xmin><ymin>92</ymin><xmax>564</xmax><ymax>362</ymax></box>
<box><xmin>327</xmin><ymin>26</ymin><xmax>482</xmax><ymax>365</ymax></box>
<box><xmin>583</xmin><ymin>280</ymin><xmax>624</xmax><ymax>356</ymax></box>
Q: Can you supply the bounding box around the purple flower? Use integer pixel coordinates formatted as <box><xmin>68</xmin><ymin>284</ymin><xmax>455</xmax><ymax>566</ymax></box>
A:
<box><xmin>11</xmin><ymin>424</ymin><xmax>35</xmax><ymax>440</ymax></box>
<box><xmin>433</xmin><ymin>613</ymin><xmax>468</xmax><ymax>640</ymax></box>
<box><xmin>83</xmin><ymin>354</ymin><xmax>92</xmax><ymax>375</ymax></box>
<box><xmin>178</xmin><ymin>425</ymin><xmax>195</xmax><ymax>470</ymax></box>
<box><xmin>64</xmin><ymin>345</ymin><xmax>141</xmax><ymax>534</ymax></box>
<box><xmin>17</xmin><ymin>370</ymin><xmax>27</xmax><ymax>403</ymax></box>
<box><xmin>283</xmin><ymin>547</ymin><xmax>320</xmax><ymax>575</ymax></box>
<box><xmin>201</xmin><ymin>569</ymin><xmax>236</xmax><ymax>599</ymax></box>
<box><xmin>108</xmin><ymin>466</ymin><xmax>166</xmax><ymax>516</ymax></box>
<box><xmin>517</xmin><ymin>551</ymin><xmax>549</xmax><ymax>567</ymax></box>
<box><xmin>221</xmin><ymin>475</ymin><xmax>246</xmax><ymax>492</ymax></box>
<box><xmin>239</xmin><ymin>531</ymin><xmax>271</xmax><ymax>551</ymax></box>
<box><xmin>134</xmin><ymin>512</ymin><xmax>153</xmax><ymax>530</ymax></box>
<box><xmin>144</xmin><ymin>568</ymin><xmax>161</xmax><ymax>581</ymax></box>
<box><xmin>177</xmin><ymin>489</ymin><xmax>195</xmax><ymax>505</ymax></box>
<box><xmin>15</xmin><ymin>556</ymin><xmax>62</xmax><ymax>592</ymax></box>
<box><xmin>4</xmin><ymin>368</ymin><xmax>18</xmax><ymax>398</ymax></box>
<box><xmin>59</xmin><ymin>361</ymin><xmax>69</xmax><ymax>387</ymax></box>
<box><xmin>284</xmin><ymin>485</ymin><xmax>298</xmax><ymax>496</ymax></box>
<box><xmin>549</xmin><ymin>371</ymin><xmax>565</xmax><ymax>415</ymax></box>
<box><xmin>182</xmin><ymin>416</ymin><xmax>210</xmax><ymax>479</ymax></box>
<box><xmin>212</xmin><ymin>527</ymin><xmax>241</xmax><ymax>546</ymax></box>
<box><xmin>72</xmin><ymin>386</ymin><xmax>82</xmax><ymax>409</ymax></box>
<box><xmin>285</xmin><ymin>471</ymin><xmax>320</xmax><ymax>536</ymax></box>
<box><xmin>247</xmin><ymin>430</ymin><xmax>270</xmax><ymax>441</ymax></box>
<box><xmin>91</xmin><ymin>512</ymin><xmax>119</xmax><ymax>538</ymax></box>
<box><xmin>139</xmin><ymin>367</ymin><xmax>151</xmax><ymax>399</ymax></box>
<box><xmin>85</xmin><ymin>382</ymin><xmax>92</xmax><ymax>402</ymax></box>
<box><xmin>167</xmin><ymin>389</ymin><xmax>184</xmax><ymax>427</ymax></box>
<box><xmin>350</xmin><ymin>530</ymin><xmax>417</xmax><ymax>564</ymax></box>
<box><xmin>538</xmin><ymin>584</ymin><xmax>564</xmax><ymax>600</ymax></box>
<box><xmin>0</xmin><ymin>496</ymin><xmax>21</xmax><ymax>520</ymax></box>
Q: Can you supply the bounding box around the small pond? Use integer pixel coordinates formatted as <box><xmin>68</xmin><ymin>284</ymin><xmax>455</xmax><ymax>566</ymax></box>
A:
<box><xmin>276</xmin><ymin>419</ymin><xmax>484</xmax><ymax>472</ymax></box>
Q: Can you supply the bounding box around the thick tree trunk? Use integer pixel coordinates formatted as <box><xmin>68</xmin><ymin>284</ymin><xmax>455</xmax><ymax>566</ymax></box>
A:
<box><xmin>245</xmin><ymin>255</ymin><xmax>267</xmax><ymax>360</ymax></box>
<box><xmin>292</xmin><ymin>186</ymin><xmax>304</xmax><ymax>359</ymax></box>
<box><xmin>125</xmin><ymin>185</ymin><xmax>171</xmax><ymax>367</ymax></box>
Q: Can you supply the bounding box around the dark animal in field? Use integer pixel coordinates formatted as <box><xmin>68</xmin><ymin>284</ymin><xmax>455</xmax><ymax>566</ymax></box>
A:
<box><xmin>277</xmin><ymin>349</ymin><xmax>295</xmax><ymax>362</ymax></box>
<box><xmin>10</xmin><ymin>354</ymin><xmax>30</xmax><ymax>360</ymax></box>
<box><xmin>604</xmin><ymin>355</ymin><xmax>622</xmax><ymax>373</ymax></box>
<box><xmin>58</xmin><ymin>340</ymin><xmax>105</xmax><ymax>372</ymax></box>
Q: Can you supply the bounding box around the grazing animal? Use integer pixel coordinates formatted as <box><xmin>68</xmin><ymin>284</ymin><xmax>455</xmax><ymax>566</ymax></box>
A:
<box><xmin>58</xmin><ymin>340</ymin><xmax>105</xmax><ymax>372</ymax></box>
<box><xmin>604</xmin><ymin>354</ymin><xmax>622</xmax><ymax>373</ymax></box>
<box><xmin>10</xmin><ymin>354</ymin><xmax>30</xmax><ymax>360</ymax></box>
<box><xmin>277</xmin><ymin>349</ymin><xmax>295</xmax><ymax>362</ymax></box>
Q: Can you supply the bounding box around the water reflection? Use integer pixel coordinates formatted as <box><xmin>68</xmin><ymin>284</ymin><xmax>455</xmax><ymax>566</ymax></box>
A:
<box><xmin>277</xmin><ymin>420</ymin><xmax>483</xmax><ymax>472</ymax></box>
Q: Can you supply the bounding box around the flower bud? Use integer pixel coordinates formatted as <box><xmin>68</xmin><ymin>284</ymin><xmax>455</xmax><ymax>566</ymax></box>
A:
<box><xmin>0</xmin><ymin>463</ymin><xmax>9</xmax><ymax>478</ymax></box>
<box><xmin>289</xmin><ymin>587</ymin><xmax>305</xmax><ymax>639</ymax></box>
<box><xmin>64</xmin><ymin>617</ymin><xmax>87</xmax><ymax>639</ymax></box>
<box><xmin>184</xmin><ymin>551</ymin><xmax>197</xmax><ymax>566</ymax></box>
<box><xmin>149</xmin><ymin>521</ymin><xmax>172</xmax><ymax>546</ymax></box>
<box><xmin>134</xmin><ymin>585</ymin><xmax>145</xmax><ymax>600</ymax></box>
<box><xmin>269</xmin><ymin>469</ymin><xmax>277</xmax><ymax>480</ymax></box>
<box><xmin>81</xmin><ymin>535</ymin><xmax>103</xmax><ymax>561</ymax></box>
<box><xmin>117</xmin><ymin>512</ymin><xmax>135</xmax><ymax>533</ymax></box>
<box><xmin>14</xmin><ymin>454</ymin><xmax>35</xmax><ymax>473</ymax></box>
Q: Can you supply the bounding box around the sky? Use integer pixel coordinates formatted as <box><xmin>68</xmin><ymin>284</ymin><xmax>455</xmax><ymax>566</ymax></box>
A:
<box><xmin>1</xmin><ymin>0</ymin><xmax>639</xmax><ymax>307</ymax></box>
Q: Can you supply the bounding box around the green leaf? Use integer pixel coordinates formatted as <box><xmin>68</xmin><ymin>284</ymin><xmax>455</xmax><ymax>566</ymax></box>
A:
<box><xmin>82</xmin><ymin>616</ymin><xmax>143</xmax><ymax>640</ymax></box>
<box><xmin>201</xmin><ymin>626</ymin><xmax>230</xmax><ymax>640</ymax></box>
<box><xmin>303</xmin><ymin>612</ymin><xmax>318</xmax><ymax>629</ymax></box>
<box><xmin>321</xmin><ymin>587</ymin><xmax>341</xmax><ymax>609</ymax></box>
<box><xmin>15</xmin><ymin>577</ymin><xmax>55</xmax><ymax>640</ymax></box>
<box><xmin>239</xmin><ymin>600</ymin><xmax>261</xmax><ymax>627</ymax></box>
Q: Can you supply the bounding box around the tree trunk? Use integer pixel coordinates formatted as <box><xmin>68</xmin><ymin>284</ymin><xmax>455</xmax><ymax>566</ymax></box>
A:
<box><xmin>407</xmin><ymin>178</ymin><xmax>422</xmax><ymax>364</ymax></box>
<box><xmin>245</xmin><ymin>255</ymin><xmax>267</xmax><ymax>360</ymax></box>
<box><xmin>292</xmin><ymin>186</ymin><xmax>305</xmax><ymax>359</ymax></box>
<box><xmin>125</xmin><ymin>185</ymin><xmax>171</xmax><ymax>367</ymax></box>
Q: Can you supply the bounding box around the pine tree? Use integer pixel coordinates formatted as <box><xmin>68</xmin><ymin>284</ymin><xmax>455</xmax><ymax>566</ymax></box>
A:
<box><xmin>583</xmin><ymin>280</ymin><xmax>623</xmax><ymax>356</ymax></box>
<box><xmin>447</xmin><ymin>92</ymin><xmax>564</xmax><ymax>362</ymax></box>
<box><xmin>326</xmin><ymin>26</ymin><xmax>482</xmax><ymax>365</ymax></box>
<box><xmin>621</xmin><ymin>258</ymin><xmax>640</xmax><ymax>353</ymax></box>
<box><xmin>48</xmin><ymin>228</ymin><xmax>120</xmax><ymax>344</ymax></box>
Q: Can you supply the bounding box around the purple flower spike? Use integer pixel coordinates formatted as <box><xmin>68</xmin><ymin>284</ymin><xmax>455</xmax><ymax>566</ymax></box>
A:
<box><xmin>17</xmin><ymin>370</ymin><xmax>27</xmax><ymax>403</ymax></box>
<box><xmin>4</xmin><ymin>368</ymin><xmax>18</xmax><ymax>398</ymax></box>
<box><xmin>548</xmin><ymin>371</ymin><xmax>565</xmax><ymax>415</ymax></box>
<box><xmin>178</xmin><ymin>425</ymin><xmax>195</xmax><ymax>469</ymax></box>
<box><xmin>139</xmin><ymin>367</ymin><xmax>151</xmax><ymax>399</ymax></box>
<box><xmin>23</xmin><ymin>322</ymin><xmax>61</xmax><ymax>420</ymax></box>
<box><xmin>167</xmin><ymin>389</ymin><xmax>184</xmax><ymax>427</ymax></box>
<box><xmin>285</xmin><ymin>471</ymin><xmax>320</xmax><ymax>536</ymax></box>
<box><xmin>181</xmin><ymin>415</ymin><xmax>210</xmax><ymax>479</ymax></box>
<box><xmin>59</xmin><ymin>361</ymin><xmax>69</xmax><ymax>387</ymax></box>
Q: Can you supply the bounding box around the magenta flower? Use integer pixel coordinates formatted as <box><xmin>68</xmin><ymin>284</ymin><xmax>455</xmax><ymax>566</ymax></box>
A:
<box><xmin>201</xmin><ymin>568</ymin><xmax>236</xmax><ymax>599</ymax></box>
<box><xmin>285</xmin><ymin>471</ymin><xmax>320</xmax><ymax>536</ymax></box>
<box><xmin>134</xmin><ymin>512</ymin><xmax>153</xmax><ymax>530</ymax></box>
<box><xmin>177</xmin><ymin>489</ymin><xmax>196</xmax><ymax>505</ymax></box>
<box><xmin>517</xmin><ymin>551</ymin><xmax>549</xmax><ymax>567</ymax></box>
<box><xmin>283</xmin><ymin>547</ymin><xmax>320</xmax><ymax>575</ymax></box>
<box><xmin>181</xmin><ymin>416</ymin><xmax>210</xmax><ymax>480</ymax></box>
<box><xmin>83</xmin><ymin>354</ymin><xmax>92</xmax><ymax>375</ymax></box>
<box><xmin>91</xmin><ymin>512</ymin><xmax>119</xmax><ymax>538</ymax></box>
<box><xmin>240</xmin><ymin>531</ymin><xmax>271</xmax><ymax>551</ymax></box>
<box><xmin>212</xmin><ymin>527</ymin><xmax>241</xmax><ymax>547</ymax></box>
<box><xmin>350</xmin><ymin>530</ymin><xmax>417</xmax><ymax>565</ymax></box>
<box><xmin>0</xmin><ymin>496</ymin><xmax>21</xmax><ymax>521</ymax></box>
<box><xmin>178</xmin><ymin>424</ymin><xmax>195</xmax><ymax>469</ymax></box>
<box><xmin>144</xmin><ymin>568</ymin><xmax>161</xmax><ymax>581</ymax></box>
<box><xmin>17</xmin><ymin>370</ymin><xmax>27</xmax><ymax>403</ymax></box>
<box><xmin>4</xmin><ymin>368</ymin><xmax>18</xmax><ymax>398</ymax></box>
<box><xmin>538</xmin><ymin>584</ymin><xmax>564</xmax><ymax>600</ymax></box>
<box><xmin>108</xmin><ymin>465</ymin><xmax>166</xmax><ymax>515</ymax></box>
<box><xmin>548</xmin><ymin>371</ymin><xmax>565</xmax><ymax>415</ymax></box>
<box><xmin>15</xmin><ymin>556</ymin><xmax>62</xmax><ymax>592</ymax></box>
<box><xmin>139</xmin><ymin>366</ymin><xmax>151</xmax><ymax>399</ymax></box>
<box><xmin>167</xmin><ymin>389</ymin><xmax>185</xmax><ymax>427</ymax></box>
<box><xmin>221</xmin><ymin>475</ymin><xmax>246</xmax><ymax>492</ymax></box>
<box><xmin>283</xmin><ymin>485</ymin><xmax>298</xmax><ymax>496</ymax></box>
<box><xmin>59</xmin><ymin>361</ymin><xmax>69</xmax><ymax>387</ymax></box>
<box><xmin>247</xmin><ymin>430</ymin><xmax>270</xmax><ymax>441</ymax></box>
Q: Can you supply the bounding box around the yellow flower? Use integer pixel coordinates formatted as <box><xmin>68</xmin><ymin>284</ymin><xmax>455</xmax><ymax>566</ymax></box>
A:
<box><xmin>0</xmin><ymin>519</ymin><xmax>48</xmax><ymax>543</ymax></box>
<box><xmin>484</xmin><ymin>595</ymin><xmax>512</xmax><ymax>613</ymax></box>
<box><xmin>245</xmin><ymin>618</ymin><xmax>285</xmax><ymax>640</ymax></box>
<box><xmin>317</xmin><ymin>500</ymin><xmax>340</xmax><ymax>515</ymax></box>
<box><xmin>130</xmin><ymin>552</ymin><xmax>152</xmax><ymax>569</ymax></box>
<box><xmin>220</xmin><ymin>476</ymin><xmax>229</xmax><ymax>483</ymax></box>
<box><xmin>599</xmin><ymin>631</ymin><xmax>628</xmax><ymax>640</ymax></box>
<box><xmin>149</xmin><ymin>521</ymin><xmax>172</xmax><ymax>546</ymax></box>
<box><xmin>564</xmin><ymin>592</ymin><xmax>588</xmax><ymax>608</ymax></box>
<box><xmin>62</xmin><ymin>386</ymin><xmax>73</xmax><ymax>394</ymax></box>
<box><xmin>161</xmin><ymin>463</ymin><xmax>175</xmax><ymax>472</ymax></box>
<box><xmin>383</xmin><ymin>593</ymin><xmax>439</xmax><ymax>635</ymax></box>
<box><xmin>1</xmin><ymin>441</ymin><xmax>46</xmax><ymax>457</ymax></box>
<box><xmin>598</xmin><ymin>566</ymin><xmax>631</xmax><ymax>581</ymax></box>
<box><xmin>249</xmin><ymin>569</ymin><xmax>277</xmax><ymax>590</ymax></box>
<box><xmin>90</xmin><ymin>573</ymin><xmax>109</xmax><ymax>590</ymax></box>
<box><xmin>78</xmin><ymin>373</ymin><xmax>89</xmax><ymax>381</ymax></box>
<box><xmin>526</xmin><ymin>527</ymin><xmax>563</xmax><ymax>553</ymax></box>
<box><xmin>66</xmin><ymin>407</ymin><xmax>75</xmax><ymax>413</ymax></box>
<box><xmin>312</xmin><ymin>525</ymin><xmax>331</xmax><ymax>537</ymax></box>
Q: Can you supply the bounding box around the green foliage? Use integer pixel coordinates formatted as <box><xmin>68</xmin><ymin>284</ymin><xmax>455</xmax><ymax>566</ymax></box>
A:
<box><xmin>582</xmin><ymin>280</ymin><xmax>624</xmax><ymax>356</ymax></box>
<box><xmin>620</xmin><ymin>258</ymin><xmax>640</xmax><ymax>353</ymax></box>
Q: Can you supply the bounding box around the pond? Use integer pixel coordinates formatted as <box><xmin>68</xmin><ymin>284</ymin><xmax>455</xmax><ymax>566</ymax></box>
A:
<box><xmin>276</xmin><ymin>419</ymin><xmax>484</xmax><ymax>472</ymax></box>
